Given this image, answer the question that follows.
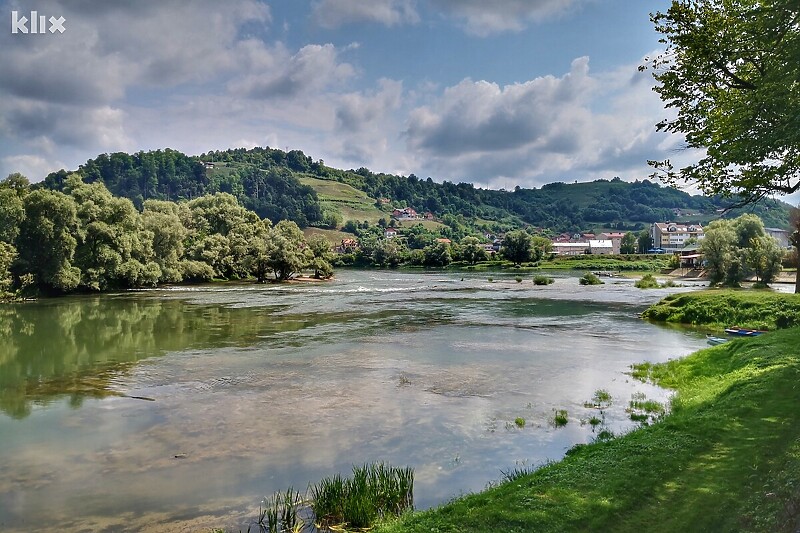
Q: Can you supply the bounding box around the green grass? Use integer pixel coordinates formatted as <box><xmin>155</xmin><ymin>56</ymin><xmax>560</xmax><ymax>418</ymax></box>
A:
<box><xmin>539</xmin><ymin>255</ymin><xmax>670</xmax><ymax>272</ymax></box>
<box><xmin>298</xmin><ymin>175</ymin><xmax>388</xmax><ymax>225</ymax></box>
<box><xmin>377</xmin><ymin>327</ymin><xmax>800</xmax><ymax>533</ymax></box>
<box><xmin>642</xmin><ymin>289</ymin><xmax>800</xmax><ymax>330</ymax></box>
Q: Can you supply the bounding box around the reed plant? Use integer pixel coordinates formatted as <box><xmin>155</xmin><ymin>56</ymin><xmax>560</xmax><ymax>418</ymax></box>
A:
<box><xmin>311</xmin><ymin>463</ymin><xmax>414</xmax><ymax>530</ymax></box>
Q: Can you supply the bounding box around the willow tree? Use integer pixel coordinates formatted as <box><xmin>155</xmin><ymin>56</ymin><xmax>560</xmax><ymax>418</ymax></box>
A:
<box><xmin>645</xmin><ymin>0</ymin><xmax>800</xmax><ymax>202</ymax></box>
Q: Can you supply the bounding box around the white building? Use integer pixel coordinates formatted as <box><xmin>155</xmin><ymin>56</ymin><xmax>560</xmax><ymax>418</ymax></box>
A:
<box><xmin>552</xmin><ymin>242</ymin><xmax>590</xmax><ymax>256</ymax></box>
<box><xmin>651</xmin><ymin>222</ymin><xmax>705</xmax><ymax>252</ymax></box>
<box><xmin>589</xmin><ymin>240</ymin><xmax>614</xmax><ymax>255</ymax></box>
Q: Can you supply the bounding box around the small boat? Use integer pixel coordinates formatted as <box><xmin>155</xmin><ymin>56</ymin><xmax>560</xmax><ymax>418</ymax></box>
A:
<box><xmin>724</xmin><ymin>327</ymin><xmax>766</xmax><ymax>337</ymax></box>
<box><xmin>706</xmin><ymin>335</ymin><xmax>728</xmax><ymax>346</ymax></box>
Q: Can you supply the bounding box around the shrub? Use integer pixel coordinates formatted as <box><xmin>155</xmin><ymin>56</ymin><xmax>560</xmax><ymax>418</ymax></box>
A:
<box><xmin>635</xmin><ymin>273</ymin><xmax>661</xmax><ymax>289</ymax></box>
<box><xmin>533</xmin><ymin>275</ymin><xmax>555</xmax><ymax>285</ymax></box>
<box><xmin>579</xmin><ymin>273</ymin><xmax>603</xmax><ymax>285</ymax></box>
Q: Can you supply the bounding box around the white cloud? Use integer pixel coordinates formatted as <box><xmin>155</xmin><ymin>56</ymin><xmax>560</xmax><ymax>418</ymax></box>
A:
<box><xmin>430</xmin><ymin>0</ymin><xmax>586</xmax><ymax>35</ymax></box>
<box><xmin>329</xmin><ymin>79</ymin><xmax>404</xmax><ymax>163</ymax></box>
<box><xmin>1</xmin><ymin>154</ymin><xmax>68</xmax><ymax>181</ymax></box>
<box><xmin>311</xmin><ymin>0</ymin><xmax>419</xmax><ymax>28</ymax></box>
<box><xmin>229</xmin><ymin>43</ymin><xmax>357</xmax><ymax>99</ymax></box>
<box><xmin>404</xmin><ymin>57</ymin><xmax>678</xmax><ymax>186</ymax></box>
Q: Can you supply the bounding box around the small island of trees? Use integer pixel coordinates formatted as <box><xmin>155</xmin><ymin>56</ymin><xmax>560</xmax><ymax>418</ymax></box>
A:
<box><xmin>0</xmin><ymin>173</ymin><xmax>333</xmax><ymax>299</ymax></box>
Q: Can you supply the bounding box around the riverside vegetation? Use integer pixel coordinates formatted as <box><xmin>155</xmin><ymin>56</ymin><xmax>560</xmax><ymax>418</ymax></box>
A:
<box><xmin>374</xmin><ymin>291</ymin><xmax>800</xmax><ymax>533</ymax></box>
<box><xmin>0</xmin><ymin>173</ymin><xmax>334</xmax><ymax>299</ymax></box>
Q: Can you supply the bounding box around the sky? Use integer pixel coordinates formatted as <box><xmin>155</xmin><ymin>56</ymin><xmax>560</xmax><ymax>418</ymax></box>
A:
<box><xmin>0</xmin><ymin>0</ymin><xmax>709</xmax><ymax>191</ymax></box>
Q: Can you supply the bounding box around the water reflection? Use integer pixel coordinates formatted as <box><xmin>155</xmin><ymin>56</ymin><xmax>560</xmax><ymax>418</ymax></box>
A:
<box><xmin>0</xmin><ymin>271</ymin><xmax>709</xmax><ymax>532</ymax></box>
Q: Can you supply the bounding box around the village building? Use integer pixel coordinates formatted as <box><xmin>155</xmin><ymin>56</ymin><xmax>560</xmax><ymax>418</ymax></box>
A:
<box><xmin>552</xmin><ymin>242</ymin><xmax>590</xmax><ymax>256</ymax></box>
<box><xmin>765</xmin><ymin>227</ymin><xmax>791</xmax><ymax>249</ymax></box>
<box><xmin>384</xmin><ymin>228</ymin><xmax>398</xmax><ymax>239</ymax></box>
<box><xmin>650</xmin><ymin>222</ymin><xmax>705</xmax><ymax>252</ymax></box>
<box><xmin>589</xmin><ymin>239</ymin><xmax>614</xmax><ymax>255</ymax></box>
<box><xmin>335</xmin><ymin>238</ymin><xmax>359</xmax><ymax>254</ymax></box>
<box><xmin>598</xmin><ymin>232</ymin><xmax>626</xmax><ymax>254</ymax></box>
<box><xmin>391</xmin><ymin>207</ymin><xmax>421</xmax><ymax>220</ymax></box>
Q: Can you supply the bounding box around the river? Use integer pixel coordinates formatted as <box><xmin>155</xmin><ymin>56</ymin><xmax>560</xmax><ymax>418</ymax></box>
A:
<box><xmin>0</xmin><ymin>270</ymin><xmax>708</xmax><ymax>532</ymax></box>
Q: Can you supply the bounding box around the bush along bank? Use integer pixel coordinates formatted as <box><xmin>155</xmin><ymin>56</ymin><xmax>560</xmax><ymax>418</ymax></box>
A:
<box><xmin>641</xmin><ymin>290</ymin><xmax>800</xmax><ymax>330</ymax></box>
<box><xmin>377</xmin><ymin>327</ymin><xmax>800</xmax><ymax>533</ymax></box>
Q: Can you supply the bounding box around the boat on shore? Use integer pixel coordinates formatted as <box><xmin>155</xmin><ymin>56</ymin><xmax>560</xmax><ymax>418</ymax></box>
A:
<box><xmin>706</xmin><ymin>335</ymin><xmax>729</xmax><ymax>346</ymax></box>
<box><xmin>724</xmin><ymin>327</ymin><xmax>766</xmax><ymax>337</ymax></box>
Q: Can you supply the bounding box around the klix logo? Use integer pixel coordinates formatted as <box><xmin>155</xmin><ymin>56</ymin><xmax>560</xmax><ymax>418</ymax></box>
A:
<box><xmin>11</xmin><ymin>10</ymin><xmax>66</xmax><ymax>34</ymax></box>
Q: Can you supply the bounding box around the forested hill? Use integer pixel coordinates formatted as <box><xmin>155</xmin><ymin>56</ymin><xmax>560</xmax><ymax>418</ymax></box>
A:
<box><xmin>43</xmin><ymin>149</ymin><xmax>324</xmax><ymax>227</ymax></box>
<box><xmin>43</xmin><ymin>147</ymin><xmax>791</xmax><ymax>231</ymax></box>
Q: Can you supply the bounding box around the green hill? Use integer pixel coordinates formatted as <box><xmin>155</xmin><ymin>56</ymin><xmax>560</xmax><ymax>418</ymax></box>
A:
<box><xmin>42</xmin><ymin>146</ymin><xmax>792</xmax><ymax>233</ymax></box>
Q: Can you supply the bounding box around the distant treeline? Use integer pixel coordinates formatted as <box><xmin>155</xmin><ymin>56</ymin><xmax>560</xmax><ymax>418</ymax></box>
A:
<box><xmin>0</xmin><ymin>173</ymin><xmax>333</xmax><ymax>298</ymax></box>
<box><xmin>41</xmin><ymin>147</ymin><xmax>792</xmax><ymax>235</ymax></box>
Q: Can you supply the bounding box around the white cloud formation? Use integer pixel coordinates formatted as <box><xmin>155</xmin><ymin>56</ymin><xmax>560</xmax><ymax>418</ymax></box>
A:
<box><xmin>1</xmin><ymin>154</ymin><xmax>68</xmax><ymax>181</ymax></box>
<box><xmin>329</xmin><ymin>78</ymin><xmax>404</xmax><ymax>163</ymax></box>
<box><xmin>311</xmin><ymin>0</ymin><xmax>419</xmax><ymax>28</ymax></box>
<box><xmin>404</xmin><ymin>57</ymin><xmax>675</xmax><ymax>186</ymax></box>
<box><xmin>0</xmin><ymin>0</ymin><xmax>270</xmax><ymax>161</ymax></box>
<box><xmin>430</xmin><ymin>0</ymin><xmax>585</xmax><ymax>35</ymax></box>
<box><xmin>229</xmin><ymin>43</ymin><xmax>357</xmax><ymax>99</ymax></box>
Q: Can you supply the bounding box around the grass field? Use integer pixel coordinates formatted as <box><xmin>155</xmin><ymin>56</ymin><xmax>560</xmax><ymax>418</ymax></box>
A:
<box><xmin>298</xmin><ymin>175</ymin><xmax>389</xmax><ymax>225</ymax></box>
<box><xmin>377</xmin><ymin>325</ymin><xmax>800</xmax><ymax>533</ymax></box>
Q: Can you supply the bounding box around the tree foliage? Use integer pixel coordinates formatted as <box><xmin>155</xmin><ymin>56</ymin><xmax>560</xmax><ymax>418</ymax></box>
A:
<box><xmin>3</xmin><ymin>175</ymin><xmax>326</xmax><ymax>296</ymax></box>
<box><xmin>501</xmin><ymin>230</ymin><xmax>533</xmax><ymax>265</ymax></box>
<box><xmin>646</xmin><ymin>0</ymin><xmax>800</xmax><ymax>201</ymax></box>
<box><xmin>700</xmin><ymin>214</ymin><xmax>783</xmax><ymax>286</ymax></box>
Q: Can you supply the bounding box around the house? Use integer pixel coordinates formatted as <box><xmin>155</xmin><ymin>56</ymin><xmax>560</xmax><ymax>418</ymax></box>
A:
<box><xmin>599</xmin><ymin>232</ymin><xmax>626</xmax><ymax>254</ymax></box>
<box><xmin>589</xmin><ymin>240</ymin><xmax>614</xmax><ymax>255</ymax></box>
<box><xmin>552</xmin><ymin>242</ymin><xmax>590</xmax><ymax>256</ymax></box>
<box><xmin>384</xmin><ymin>228</ymin><xmax>398</xmax><ymax>239</ymax></box>
<box><xmin>651</xmin><ymin>222</ymin><xmax>705</xmax><ymax>252</ymax></box>
<box><xmin>203</xmin><ymin>162</ymin><xmax>215</xmax><ymax>169</ymax></box>
<box><xmin>582</xmin><ymin>233</ymin><xmax>596</xmax><ymax>240</ymax></box>
<box><xmin>336</xmin><ymin>238</ymin><xmax>360</xmax><ymax>254</ymax></box>
<box><xmin>436</xmin><ymin>238</ymin><xmax>451</xmax><ymax>244</ymax></box>
<box><xmin>675</xmin><ymin>246</ymin><xmax>704</xmax><ymax>269</ymax></box>
<box><xmin>391</xmin><ymin>207</ymin><xmax>420</xmax><ymax>220</ymax></box>
<box><xmin>765</xmin><ymin>228</ymin><xmax>791</xmax><ymax>248</ymax></box>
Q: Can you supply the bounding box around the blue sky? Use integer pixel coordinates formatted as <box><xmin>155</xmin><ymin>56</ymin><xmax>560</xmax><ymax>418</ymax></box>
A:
<box><xmin>1</xmin><ymin>0</ymin><xmax>708</xmax><ymax>192</ymax></box>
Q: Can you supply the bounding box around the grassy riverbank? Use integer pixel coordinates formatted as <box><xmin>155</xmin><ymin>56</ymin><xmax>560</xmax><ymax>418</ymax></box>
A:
<box><xmin>642</xmin><ymin>290</ymin><xmax>800</xmax><ymax>330</ymax></box>
<box><xmin>447</xmin><ymin>255</ymin><xmax>670</xmax><ymax>273</ymax></box>
<box><xmin>378</xmin><ymin>326</ymin><xmax>800</xmax><ymax>533</ymax></box>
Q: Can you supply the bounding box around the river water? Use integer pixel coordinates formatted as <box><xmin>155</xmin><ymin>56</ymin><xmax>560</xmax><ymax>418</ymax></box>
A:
<box><xmin>0</xmin><ymin>270</ymin><xmax>708</xmax><ymax>532</ymax></box>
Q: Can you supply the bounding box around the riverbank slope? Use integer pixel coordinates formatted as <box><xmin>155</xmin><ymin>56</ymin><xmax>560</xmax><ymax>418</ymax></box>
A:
<box><xmin>378</xmin><ymin>299</ymin><xmax>800</xmax><ymax>532</ymax></box>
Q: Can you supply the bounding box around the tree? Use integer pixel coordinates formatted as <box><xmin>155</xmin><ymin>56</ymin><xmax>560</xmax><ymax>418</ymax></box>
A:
<box><xmin>742</xmin><ymin>234</ymin><xmax>784</xmax><ymax>285</ymax></box>
<box><xmin>459</xmin><ymin>236</ymin><xmax>486</xmax><ymax>264</ymax></box>
<box><xmin>701</xmin><ymin>214</ymin><xmax>783</xmax><ymax>286</ymax></box>
<box><xmin>0</xmin><ymin>242</ymin><xmax>16</xmax><ymax>296</ymax></box>
<box><xmin>265</xmin><ymin>220</ymin><xmax>309</xmax><ymax>281</ymax></box>
<box><xmin>423</xmin><ymin>241</ymin><xmax>452</xmax><ymax>267</ymax></box>
<box><xmin>530</xmin><ymin>236</ymin><xmax>553</xmax><ymax>262</ymax></box>
<box><xmin>620</xmin><ymin>232</ymin><xmax>637</xmax><ymax>254</ymax></box>
<box><xmin>16</xmin><ymin>190</ymin><xmax>81</xmax><ymax>292</ymax></box>
<box><xmin>645</xmin><ymin>1</ymin><xmax>800</xmax><ymax>202</ymax></box>
<box><xmin>637</xmin><ymin>229</ymin><xmax>654</xmax><ymax>253</ymax></box>
<box><xmin>501</xmin><ymin>230</ymin><xmax>533</xmax><ymax>265</ymax></box>
<box><xmin>142</xmin><ymin>200</ymin><xmax>187</xmax><ymax>282</ymax></box>
<box><xmin>790</xmin><ymin>205</ymin><xmax>800</xmax><ymax>293</ymax></box>
<box><xmin>700</xmin><ymin>220</ymin><xmax>737</xmax><ymax>284</ymax></box>
<box><xmin>65</xmin><ymin>175</ymin><xmax>160</xmax><ymax>290</ymax></box>
<box><xmin>307</xmin><ymin>235</ymin><xmax>335</xmax><ymax>278</ymax></box>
